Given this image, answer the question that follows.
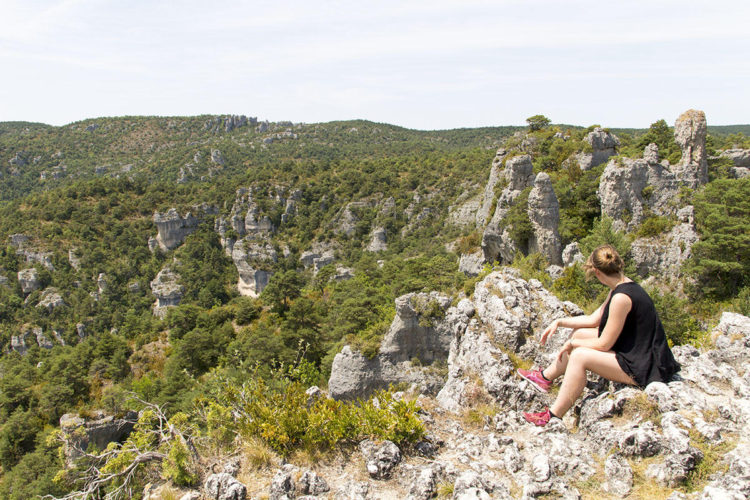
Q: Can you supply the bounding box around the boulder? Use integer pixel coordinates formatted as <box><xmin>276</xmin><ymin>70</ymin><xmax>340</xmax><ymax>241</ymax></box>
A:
<box><xmin>68</xmin><ymin>248</ymin><xmax>81</xmax><ymax>271</ymax></box>
<box><xmin>269</xmin><ymin>464</ymin><xmax>297</xmax><ymax>500</ymax></box>
<box><xmin>332</xmin><ymin>200</ymin><xmax>376</xmax><ymax>236</ymax></box>
<box><xmin>60</xmin><ymin>410</ymin><xmax>138</xmax><ymax>464</ymax></box>
<box><xmin>334</xmin><ymin>481</ymin><xmax>369</xmax><ymax>500</ymax></box>
<box><xmin>603</xmin><ymin>454</ymin><xmax>633</xmax><ymax>497</ymax></box>
<box><xmin>210</xmin><ymin>149</ymin><xmax>225</xmax><ymax>165</ymax></box>
<box><xmin>150</xmin><ymin>267</ymin><xmax>184</xmax><ymax>318</ymax></box>
<box><xmin>562</xmin><ymin>242</ymin><xmax>584</xmax><ymax>267</ymax></box>
<box><xmin>360</xmin><ymin>439</ymin><xmax>401</xmax><ymax>479</ymax></box>
<box><xmin>298</xmin><ymin>470</ymin><xmax>329</xmax><ymax>495</ymax></box>
<box><xmin>204</xmin><ymin>472</ymin><xmax>247</xmax><ymax>500</ymax></box>
<box><xmin>527</xmin><ymin>172</ymin><xmax>562</xmax><ymax>265</ymax></box>
<box><xmin>18</xmin><ymin>268</ymin><xmax>41</xmax><ymax>294</ymax></box>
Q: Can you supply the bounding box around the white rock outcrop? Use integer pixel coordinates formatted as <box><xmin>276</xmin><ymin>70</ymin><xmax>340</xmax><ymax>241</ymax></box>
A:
<box><xmin>231</xmin><ymin>240</ymin><xmax>276</xmax><ymax>297</ymax></box>
<box><xmin>576</xmin><ymin>127</ymin><xmax>620</xmax><ymax>170</ymax></box>
<box><xmin>481</xmin><ymin>155</ymin><xmax>535</xmax><ymax>264</ymax></box>
<box><xmin>526</xmin><ymin>172</ymin><xmax>562</xmax><ymax>265</ymax></box>
<box><xmin>150</xmin><ymin>267</ymin><xmax>184</xmax><ymax>318</ymax></box>
<box><xmin>599</xmin><ymin>110</ymin><xmax>710</xmax><ymax>232</ymax></box>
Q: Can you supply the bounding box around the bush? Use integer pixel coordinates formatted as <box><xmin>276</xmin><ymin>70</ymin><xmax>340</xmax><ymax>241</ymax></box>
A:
<box><xmin>635</xmin><ymin>215</ymin><xmax>676</xmax><ymax>238</ymax></box>
<box><xmin>220</xmin><ymin>372</ymin><xmax>425</xmax><ymax>456</ymax></box>
<box><xmin>649</xmin><ymin>290</ymin><xmax>706</xmax><ymax>347</ymax></box>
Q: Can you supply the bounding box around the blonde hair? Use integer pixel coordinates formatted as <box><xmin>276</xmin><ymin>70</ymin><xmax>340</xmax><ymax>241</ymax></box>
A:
<box><xmin>584</xmin><ymin>244</ymin><xmax>624</xmax><ymax>279</ymax></box>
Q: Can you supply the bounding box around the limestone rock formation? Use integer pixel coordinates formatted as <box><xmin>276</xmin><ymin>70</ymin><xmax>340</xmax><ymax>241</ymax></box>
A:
<box><xmin>18</xmin><ymin>268</ymin><xmax>41</xmax><ymax>294</ymax></box>
<box><xmin>599</xmin><ymin>110</ymin><xmax>710</xmax><ymax>232</ymax></box>
<box><xmin>300</xmin><ymin>245</ymin><xmax>336</xmax><ymax>275</ymax></box>
<box><xmin>37</xmin><ymin>288</ymin><xmax>66</xmax><ymax>312</ymax></box>
<box><xmin>481</xmin><ymin>154</ymin><xmax>535</xmax><ymax>264</ymax></box>
<box><xmin>332</xmin><ymin>200</ymin><xmax>376</xmax><ymax>237</ymax></box>
<box><xmin>458</xmin><ymin>250</ymin><xmax>484</xmax><ymax>276</ymax></box>
<box><xmin>68</xmin><ymin>248</ymin><xmax>81</xmax><ymax>271</ymax></box>
<box><xmin>33</xmin><ymin>327</ymin><xmax>54</xmax><ymax>349</ymax></box>
<box><xmin>577</xmin><ymin>127</ymin><xmax>620</xmax><ymax>170</ymax></box>
<box><xmin>476</xmin><ymin>148</ymin><xmax>508</xmax><ymax>227</ymax></box>
<box><xmin>9</xmin><ymin>234</ymin><xmax>54</xmax><ymax>270</ymax></box>
<box><xmin>448</xmin><ymin>190</ymin><xmax>481</xmax><ymax>228</ymax></box>
<box><xmin>153</xmin><ymin>209</ymin><xmax>199</xmax><ymax>252</ymax></box>
<box><xmin>630</xmin><ymin>206</ymin><xmax>699</xmax><ymax>281</ymax></box>
<box><xmin>210</xmin><ymin>149</ymin><xmax>225</xmax><ymax>166</ymax></box>
<box><xmin>328</xmin><ymin>292</ymin><xmax>455</xmax><ymax>400</ymax></box>
<box><xmin>526</xmin><ymin>172</ymin><xmax>562</xmax><ymax>265</ymax></box>
<box><xmin>437</xmin><ymin>269</ymin><xmax>582</xmax><ymax>412</ymax></box>
<box><xmin>598</xmin><ymin>154</ymin><xmax>681</xmax><ymax>232</ymax></box>
<box><xmin>232</xmin><ymin>240</ymin><xmax>276</xmax><ymax>297</ymax></box>
<box><xmin>204</xmin><ymin>114</ymin><xmax>257</xmax><ymax>134</ymax></box>
<box><xmin>562</xmin><ymin>242</ymin><xmax>584</xmax><ymax>267</ymax></box>
<box><xmin>366</xmin><ymin>227</ymin><xmax>387</xmax><ymax>252</ymax></box>
<box><xmin>10</xmin><ymin>331</ymin><xmax>31</xmax><ymax>355</ymax></box>
<box><xmin>60</xmin><ymin>410</ymin><xmax>138</xmax><ymax>464</ymax></box>
<box><xmin>643</xmin><ymin>142</ymin><xmax>660</xmax><ymax>164</ymax></box>
<box><xmin>720</xmin><ymin>148</ymin><xmax>750</xmax><ymax>168</ymax></box>
<box><xmin>150</xmin><ymin>267</ymin><xmax>184</xmax><ymax>318</ymax></box>
<box><xmin>673</xmin><ymin>109</ymin><xmax>708</xmax><ymax>188</ymax></box>
<box><xmin>204</xmin><ymin>473</ymin><xmax>247</xmax><ymax>500</ymax></box>
<box><xmin>360</xmin><ymin>440</ymin><xmax>401</xmax><ymax>479</ymax></box>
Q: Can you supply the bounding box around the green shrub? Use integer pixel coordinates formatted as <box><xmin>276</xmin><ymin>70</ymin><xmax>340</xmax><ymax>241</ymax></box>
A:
<box><xmin>649</xmin><ymin>290</ymin><xmax>706</xmax><ymax>347</ymax></box>
<box><xmin>635</xmin><ymin>215</ymin><xmax>676</xmax><ymax>238</ymax></box>
<box><xmin>220</xmin><ymin>372</ymin><xmax>425</xmax><ymax>456</ymax></box>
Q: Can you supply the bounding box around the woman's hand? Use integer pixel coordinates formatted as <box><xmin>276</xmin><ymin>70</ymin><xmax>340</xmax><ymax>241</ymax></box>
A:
<box><xmin>556</xmin><ymin>340</ymin><xmax>574</xmax><ymax>361</ymax></box>
<box><xmin>540</xmin><ymin>319</ymin><xmax>560</xmax><ymax>345</ymax></box>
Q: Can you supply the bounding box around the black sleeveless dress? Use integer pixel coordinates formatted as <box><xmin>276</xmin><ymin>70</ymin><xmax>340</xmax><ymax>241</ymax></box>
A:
<box><xmin>598</xmin><ymin>282</ymin><xmax>680</xmax><ymax>387</ymax></box>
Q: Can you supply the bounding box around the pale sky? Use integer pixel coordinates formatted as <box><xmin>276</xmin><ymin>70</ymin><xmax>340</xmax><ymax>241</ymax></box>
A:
<box><xmin>1</xmin><ymin>0</ymin><xmax>748</xmax><ymax>129</ymax></box>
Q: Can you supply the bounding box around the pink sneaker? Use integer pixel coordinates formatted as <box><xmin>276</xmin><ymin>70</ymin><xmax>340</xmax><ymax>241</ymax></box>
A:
<box><xmin>517</xmin><ymin>368</ymin><xmax>552</xmax><ymax>393</ymax></box>
<box><xmin>523</xmin><ymin>408</ymin><xmax>552</xmax><ymax>426</ymax></box>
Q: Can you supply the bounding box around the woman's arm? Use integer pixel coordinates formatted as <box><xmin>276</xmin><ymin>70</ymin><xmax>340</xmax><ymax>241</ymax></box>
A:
<box><xmin>568</xmin><ymin>293</ymin><xmax>631</xmax><ymax>352</ymax></box>
<box><xmin>540</xmin><ymin>298</ymin><xmax>608</xmax><ymax>345</ymax></box>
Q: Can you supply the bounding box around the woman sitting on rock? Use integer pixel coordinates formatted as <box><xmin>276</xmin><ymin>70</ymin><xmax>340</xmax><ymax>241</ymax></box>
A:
<box><xmin>518</xmin><ymin>244</ymin><xmax>680</xmax><ymax>426</ymax></box>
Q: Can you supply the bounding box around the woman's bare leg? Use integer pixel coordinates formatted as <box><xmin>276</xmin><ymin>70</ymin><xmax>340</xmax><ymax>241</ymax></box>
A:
<box><xmin>541</xmin><ymin>328</ymin><xmax>598</xmax><ymax>381</ymax></box>
<box><xmin>550</xmin><ymin>347</ymin><xmax>636</xmax><ymax>417</ymax></box>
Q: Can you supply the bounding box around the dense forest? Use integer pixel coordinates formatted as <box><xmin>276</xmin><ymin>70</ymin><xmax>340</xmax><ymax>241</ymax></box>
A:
<box><xmin>0</xmin><ymin>114</ymin><xmax>748</xmax><ymax>498</ymax></box>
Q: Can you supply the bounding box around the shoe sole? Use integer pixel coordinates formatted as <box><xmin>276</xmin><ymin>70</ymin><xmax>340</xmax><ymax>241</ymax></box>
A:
<box><xmin>517</xmin><ymin>370</ymin><xmax>550</xmax><ymax>393</ymax></box>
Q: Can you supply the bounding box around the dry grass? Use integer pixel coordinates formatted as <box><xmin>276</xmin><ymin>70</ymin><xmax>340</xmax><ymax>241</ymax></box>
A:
<box><xmin>613</xmin><ymin>393</ymin><xmax>661</xmax><ymax>426</ymax></box>
<box><xmin>628</xmin><ymin>456</ymin><xmax>676</xmax><ymax>499</ymax></box>
<box><xmin>436</xmin><ymin>481</ymin><xmax>454</xmax><ymax>498</ymax></box>
<box><xmin>242</xmin><ymin>437</ymin><xmax>277</xmax><ymax>471</ymax></box>
<box><xmin>461</xmin><ymin>403</ymin><xmax>498</xmax><ymax>430</ymax></box>
<box><xmin>684</xmin><ymin>430</ymin><xmax>736</xmax><ymax>492</ymax></box>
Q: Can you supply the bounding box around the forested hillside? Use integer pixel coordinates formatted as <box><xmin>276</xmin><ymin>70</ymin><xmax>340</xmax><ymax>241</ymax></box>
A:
<box><xmin>0</xmin><ymin>113</ymin><xmax>748</xmax><ymax>498</ymax></box>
